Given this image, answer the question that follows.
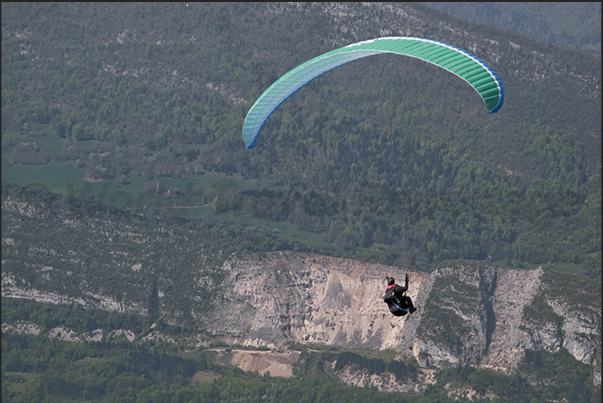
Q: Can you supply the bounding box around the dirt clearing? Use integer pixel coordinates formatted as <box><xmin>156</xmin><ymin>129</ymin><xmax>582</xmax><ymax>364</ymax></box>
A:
<box><xmin>227</xmin><ymin>349</ymin><xmax>301</xmax><ymax>378</ymax></box>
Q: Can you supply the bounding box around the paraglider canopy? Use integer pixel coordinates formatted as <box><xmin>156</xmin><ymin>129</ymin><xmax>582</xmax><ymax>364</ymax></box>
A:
<box><xmin>242</xmin><ymin>36</ymin><xmax>504</xmax><ymax>149</ymax></box>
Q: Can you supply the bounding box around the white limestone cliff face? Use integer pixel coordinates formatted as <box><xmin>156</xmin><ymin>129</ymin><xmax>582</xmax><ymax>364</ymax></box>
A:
<box><xmin>3</xmin><ymin>249</ymin><xmax>600</xmax><ymax>384</ymax></box>
<box><xmin>200</xmin><ymin>252</ymin><xmax>600</xmax><ymax>379</ymax></box>
<box><xmin>202</xmin><ymin>252</ymin><xmax>428</xmax><ymax>351</ymax></box>
<box><xmin>479</xmin><ymin>267</ymin><xmax>543</xmax><ymax>370</ymax></box>
<box><xmin>549</xmin><ymin>301</ymin><xmax>601</xmax><ymax>366</ymax></box>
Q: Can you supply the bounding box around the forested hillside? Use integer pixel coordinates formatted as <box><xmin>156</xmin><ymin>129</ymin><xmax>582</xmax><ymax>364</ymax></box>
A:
<box><xmin>2</xmin><ymin>2</ymin><xmax>600</xmax><ymax>273</ymax></box>
<box><xmin>423</xmin><ymin>2</ymin><xmax>601</xmax><ymax>57</ymax></box>
<box><xmin>2</xmin><ymin>3</ymin><xmax>601</xmax><ymax>402</ymax></box>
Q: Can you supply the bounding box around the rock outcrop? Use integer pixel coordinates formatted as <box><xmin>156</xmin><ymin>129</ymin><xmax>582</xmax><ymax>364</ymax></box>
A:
<box><xmin>200</xmin><ymin>252</ymin><xmax>600</xmax><ymax>378</ymax></box>
<box><xmin>4</xmin><ymin>248</ymin><xmax>600</xmax><ymax>382</ymax></box>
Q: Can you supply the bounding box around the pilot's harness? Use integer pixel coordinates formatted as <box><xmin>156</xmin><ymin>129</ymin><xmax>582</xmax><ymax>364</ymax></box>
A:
<box><xmin>384</xmin><ymin>284</ymin><xmax>410</xmax><ymax>313</ymax></box>
<box><xmin>391</xmin><ymin>294</ymin><xmax>410</xmax><ymax>313</ymax></box>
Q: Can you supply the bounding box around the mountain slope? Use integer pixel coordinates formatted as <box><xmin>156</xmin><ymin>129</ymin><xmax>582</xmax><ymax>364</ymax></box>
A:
<box><xmin>2</xmin><ymin>3</ymin><xmax>600</xmax><ymax>272</ymax></box>
<box><xmin>423</xmin><ymin>2</ymin><xmax>601</xmax><ymax>58</ymax></box>
<box><xmin>3</xmin><ymin>187</ymin><xmax>600</xmax><ymax>381</ymax></box>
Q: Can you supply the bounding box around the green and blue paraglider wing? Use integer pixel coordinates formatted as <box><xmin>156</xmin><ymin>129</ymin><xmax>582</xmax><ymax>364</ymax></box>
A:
<box><xmin>242</xmin><ymin>36</ymin><xmax>504</xmax><ymax>149</ymax></box>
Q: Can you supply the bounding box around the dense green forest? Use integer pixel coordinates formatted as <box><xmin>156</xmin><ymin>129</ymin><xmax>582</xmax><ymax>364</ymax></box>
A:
<box><xmin>2</xmin><ymin>2</ymin><xmax>600</xmax><ymax>273</ymax></box>
<box><xmin>2</xmin><ymin>298</ymin><xmax>599</xmax><ymax>403</ymax></box>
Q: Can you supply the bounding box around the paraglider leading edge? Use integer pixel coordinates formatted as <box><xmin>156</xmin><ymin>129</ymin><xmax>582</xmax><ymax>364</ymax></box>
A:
<box><xmin>243</xmin><ymin>36</ymin><xmax>504</xmax><ymax>149</ymax></box>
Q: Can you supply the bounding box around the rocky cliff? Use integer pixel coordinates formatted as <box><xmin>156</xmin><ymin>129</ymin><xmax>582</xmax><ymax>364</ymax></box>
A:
<box><xmin>202</xmin><ymin>252</ymin><xmax>600</xmax><ymax>374</ymax></box>
<box><xmin>2</xmin><ymin>194</ymin><xmax>600</xmax><ymax>386</ymax></box>
<box><xmin>7</xmin><ymin>248</ymin><xmax>599</xmax><ymax>379</ymax></box>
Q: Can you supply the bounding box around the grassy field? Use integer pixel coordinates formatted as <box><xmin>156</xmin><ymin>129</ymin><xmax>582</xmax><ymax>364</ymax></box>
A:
<box><xmin>2</xmin><ymin>372</ymin><xmax>39</xmax><ymax>396</ymax></box>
